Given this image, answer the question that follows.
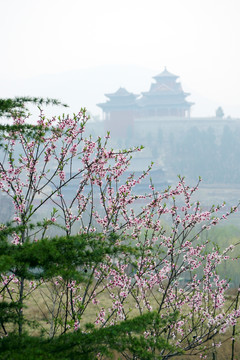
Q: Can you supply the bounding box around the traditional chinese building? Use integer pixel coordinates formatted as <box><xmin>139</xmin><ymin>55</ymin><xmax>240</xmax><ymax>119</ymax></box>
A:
<box><xmin>97</xmin><ymin>87</ymin><xmax>139</xmax><ymax>137</ymax></box>
<box><xmin>96</xmin><ymin>69</ymin><xmax>240</xmax><ymax>188</ymax></box>
<box><xmin>137</xmin><ymin>67</ymin><xmax>194</xmax><ymax>118</ymax></box>
<box><xmin>97</xmin><ymin>68</ymin><xmax>194</xmax><ymax>138</ymax></box>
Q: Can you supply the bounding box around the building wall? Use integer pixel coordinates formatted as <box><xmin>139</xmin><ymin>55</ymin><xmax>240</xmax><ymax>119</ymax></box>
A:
<box><xmin>104</xmin><ymin>109</ymin><xmax>135</xmax><ymax>137</ymax></box>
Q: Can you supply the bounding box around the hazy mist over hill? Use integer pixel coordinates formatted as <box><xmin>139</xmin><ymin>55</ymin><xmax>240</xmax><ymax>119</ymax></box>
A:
<box><xmin>1</xmin><ymin>0</ymin><xmax>240</xmax><ymax>120</ymax></box>
<box><xmin>1</xmin><ymin>64</ymin><xmax>239</xmax><ymax>120</ymax></box>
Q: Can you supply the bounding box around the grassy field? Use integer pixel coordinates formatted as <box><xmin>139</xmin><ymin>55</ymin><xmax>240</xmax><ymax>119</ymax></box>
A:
<box><xmin>19</xmin><ymin>281</ymin><xmax>240</xmax><ymax>359</ymax></box>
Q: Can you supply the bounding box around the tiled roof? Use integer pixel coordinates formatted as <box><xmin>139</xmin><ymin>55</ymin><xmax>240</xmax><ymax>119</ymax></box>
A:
<box><xmin>153</xmin><ymin>67</ymin><xmax>178</xmax><ymax>80</ymax></box>
<box><xmin>105</xmin><ymin>87</ymin><xmax>138</xmax><ymax>98</ymax></box>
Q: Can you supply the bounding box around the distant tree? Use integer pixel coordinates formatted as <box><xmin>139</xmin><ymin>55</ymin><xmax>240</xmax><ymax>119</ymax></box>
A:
<box><xmin>216</xmin><ymin>106</ymin><xmax>224</xmax><ymax>118</ymax></box>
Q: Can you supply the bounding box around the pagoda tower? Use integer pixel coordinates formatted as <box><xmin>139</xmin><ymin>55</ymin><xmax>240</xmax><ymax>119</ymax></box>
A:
<box><xmin>138</xmin><ymin>67</ymin><xmax>194</xmax><ymax>118</ymax></box>
<box><xmin>97</xmin><ymin>87</ymin><xmax>139</xmax><ymax>137</ymax></box>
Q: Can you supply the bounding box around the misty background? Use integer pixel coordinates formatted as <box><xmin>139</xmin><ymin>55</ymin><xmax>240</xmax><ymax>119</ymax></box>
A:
<box><xmin>1</xmin><ymin>1</ymin><xmax>240</xmax><ymax>246</ymax></box>
<box><xmin>1</xmin><ymin>0</ymin><xmax>240</xmax><ymax>118</ymax></box>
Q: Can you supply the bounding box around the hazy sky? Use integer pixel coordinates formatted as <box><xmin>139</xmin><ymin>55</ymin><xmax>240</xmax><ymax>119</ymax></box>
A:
<box><xmin>1</xmin><ymin>0</ymin><xmax>240</xmax><ymax>117</ymax></box>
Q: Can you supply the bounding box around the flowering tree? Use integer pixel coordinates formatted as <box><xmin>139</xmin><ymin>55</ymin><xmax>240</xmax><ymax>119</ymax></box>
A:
<box><xmin>0</xmin><ymin>109</ymin><xmax>239</xmax><ymax>359</ymax></box>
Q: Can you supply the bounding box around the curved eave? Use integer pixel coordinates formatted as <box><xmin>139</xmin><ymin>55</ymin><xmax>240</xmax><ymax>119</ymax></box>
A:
<box><xmin>141</xmin><ymin>90</ymin><xmax>185</xmax><ymax>97</ymax></box>
<box><xmin>138</xmin><ymin>102</ymin><xmax>194</xmax><ymax>108</ymax></box>
<box><xmin>97</xmin><ymin>102</ymin><xmax>106</xmax><ymax>109</ymax></box>
<box><xmin>153</xmin><ymin>74</ymin><xmax>179</xmax><ymax>81</ymax></box>
<box><xmin>97</xmin><ymin>102</ymin><xmax>139</xmax><ymax>111</ymax></box>
<box><xmin>105</xmin><ymin>88</ymin><xmax>139</xmax><ymax>99</ymax></box>
<box><xmin>153</xmin><ymin>67</ymin><xmax>179</xmax><ymax>79</ymax></box>
<box><xmin>105</xmin><ymin>94</ymin><xmax>139</xmax><ymax>100</ymax></box>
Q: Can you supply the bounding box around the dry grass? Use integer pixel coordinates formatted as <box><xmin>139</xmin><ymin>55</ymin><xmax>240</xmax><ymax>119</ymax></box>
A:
<box><xmin>3</xmin><ymin>280</ymin><xmax>240</xmax><ymax>359</ymax></box>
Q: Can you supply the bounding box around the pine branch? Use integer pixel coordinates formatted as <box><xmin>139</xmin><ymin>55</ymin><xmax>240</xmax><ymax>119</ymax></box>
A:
<box><xmin>0</xmin><ymin>97</ymin><xmax>68</xmax><ymax>118</ymax></box>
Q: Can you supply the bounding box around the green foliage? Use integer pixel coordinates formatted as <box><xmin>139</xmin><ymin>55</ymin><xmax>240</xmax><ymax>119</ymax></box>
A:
<box><xmin>0</xmin><ymin>97</ymin><xmax>68</xmax><ymax>118</ymax></box>
<box><xmin>0</xmin><ymin>228</ymin><xmax>179</xmax><ymax>359</ymax></box>
<box><xmin>0</xmin><ymin>231</ymin><xmax>134</xmax><ymax>280</ymax></box>
<box><xmin>0</xmin><ymin>312</ymin><xmax>179</xmax><ymax>360</ymax></box>
<box><xmin>0</xmin><ymin>302</ymin><xmax>21</xmax><ymax>326</ymax></box>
